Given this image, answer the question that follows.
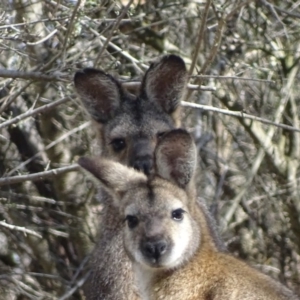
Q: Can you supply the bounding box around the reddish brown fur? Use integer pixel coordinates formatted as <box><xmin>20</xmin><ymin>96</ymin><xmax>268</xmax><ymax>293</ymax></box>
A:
<box><xmin>79</xmin><ymin>129</ymin><xmax>298</xmax><ymax>300</ymax></box>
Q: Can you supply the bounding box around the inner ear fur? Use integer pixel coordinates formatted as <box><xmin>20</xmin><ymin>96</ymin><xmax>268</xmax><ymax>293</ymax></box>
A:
<box><xmin>155</xmin><ymin>129</ymin><xmax>197</xmax><ymax>188</ymax></box>
<box><xmin>74</xmin><ymin>68</ymin><xmax>123</xmax><ymax>123</ymax></box>
<box><xmin>140</xmin><ymin>55</ymin><xmax>188</xmax><ymax>114</ymax></box>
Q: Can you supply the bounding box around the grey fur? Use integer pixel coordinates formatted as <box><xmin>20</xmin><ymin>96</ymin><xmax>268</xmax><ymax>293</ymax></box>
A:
<box><xmin>75</xmin><ymin>55</ymin><xmax>188</xmax><ymax>300</ymax></box>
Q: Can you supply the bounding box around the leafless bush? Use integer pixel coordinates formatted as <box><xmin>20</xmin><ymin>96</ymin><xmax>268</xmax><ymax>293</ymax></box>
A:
<box><xmin>0</xmin><ymin>0</ymin><xmax>299</xmax><ymax>298</ymax></box>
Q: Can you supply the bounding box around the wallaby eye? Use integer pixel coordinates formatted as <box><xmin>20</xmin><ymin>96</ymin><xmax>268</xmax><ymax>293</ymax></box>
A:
<box><xmin>126</xmin><ymin>215</ymin><xmax>139</xmax><ymax>229</ymax></box>
<box><xmin>157</xmin><ymin>132</ymin><xmax>166</xmax><ymax>139</ymax></box>
<box><xmin>172</xmin><ymin>209</ymin><xmax>185</xmax><ymax>221</ymax></box>
<box><xmin>111</xmin><ymin>138</ymin><xmax>126</xmax><ymax>152</ymax></box>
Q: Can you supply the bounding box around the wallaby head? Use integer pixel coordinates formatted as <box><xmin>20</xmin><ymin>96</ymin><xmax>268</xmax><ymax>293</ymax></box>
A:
<box><xmin>78</xmin><ymin>129</ymin><xmax>200</xmax><ymax>271</ymax></box>
<box><xmin>74</xmin><ymin>55</ymin><xmax>187</xmax><ymax>175</ymax></box>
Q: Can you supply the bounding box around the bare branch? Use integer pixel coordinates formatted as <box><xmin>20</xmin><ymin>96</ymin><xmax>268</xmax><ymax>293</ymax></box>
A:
<box><xmin>260</xmin><ymin>0</ymin><xmax>300</xmax><ymax>19</ymax></box>
<box><xmin>94</xmin><ymin>0</ymin><xmax>135</xmax><ymax>66</ymax></box>
<box><xmin>181</xmin><ymin>101</ymin><xmax>300</xmax><ymax>133</ymax></box>
<box><xmin>188</xmin><ymin>0</ymin><xmax>212</xmax><ymax>76</ymax></box>
<box><xmin>10</xmin><ymin>277</ymin><xmax>54</xmax><ymax>298</ymax></box>
<box><xmin>83</xmin><ymin>23</ymin><xmax>147</xmax><ymax>71</ymax></box>
<box><xmin>190</xmin><ymin>74</ymin><xmax>275</xmax><ymax>83</ymax></box>
<box><xmin>0</xmin><ymin>220</ymin><xmax>42</xmax><ymax>238</ymax></box>
<box><xmin>260</xmin><ymin>0</ymin><xmax>288</xmax><ymax>38</ymax></box>
<box><xmin>7</xmin><ymin>121</ymin><xmax>90</xmax><ymax>175</ymax></box>
<box><xmin>0</xmin><ymin>191</ymin><xmax>57</xmax><ymax>204</ymax></box>
<box><xmin>0</xmin><ymin>96</ymin><xmax>70</xmax><ymax>130</ymax></box>
<box><xmin>223</xmin><ymin>63</ymin><xmax>299</xmax><ymax>226</ymax></box>
<box><xmin>61</xmin><ymin>0</ymin><xmax>82</xmax><ymax>63</ymax></box>
<box><xmin>122</xmin><ymin>81</ymin><xmax>215</xmax><ymax>91</ymax></box>
<box><xmin>26</xmin><ymin>29</ymin><xmax>58</xmax><ymax>46</ymax></box>
<box><xmin>0</xmin><ymin>17</ymin><xmax>69</xmax><ymax>29</ymax></box>
<box><xmin>0</xmin><ymin>82</ymin><xmax>33</xmax><ymax>114</ymax></box>
<box><xmin>58</xmin><ymin>270</ymin><xmax>91</xmax><ymax>300</ymax></box>
<box><xmin>0</xmin><ymin>164</ymin><xmax>79</xmax><ymax>187</ymax></box>
<box><xmin>0</xmin><ymin>69</ymin><xmax>67</xmax><ymax>81</ymax></box>
<box><xmin>198</xmin><ymin>16</ymin><xmax>225</xmax><ymax>77</ymax></box>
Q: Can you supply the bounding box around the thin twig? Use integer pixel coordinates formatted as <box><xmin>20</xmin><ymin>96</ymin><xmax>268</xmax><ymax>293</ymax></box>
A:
<box><xmin>185</xmin><ymin>11</ymin><xmax>225</xmax><ymax>102</ymax></box>
<box><xmin>122</xmin><ymin>81</ymin><xmax>215</xmax><ymax>91</ymax></box>
<box><xmin>26</xmin><ymin>29</ymin><xmax>58</xmax><ymax>46</ymax></box>
<box><xmin>186</xmin><ymin>1</ymin><xmax>253</xmax><ymax>102</ymax></box>
<box><xmin>190</xmin><ymin>74</ymin><xmax>275</xmax><ymax>83</ymax></box>
<box><xmin>94</xmin><ymin>0</ymin><xmax>134</xmax><ymax>66</ymax></box>
<box><xmin>83</xmin><ymin>23</ymin><xmax>147</xmax><ymax>71</ymax></box>
<box><xmin>6</xmin><ymin>203</ymin><xmax>78</xmax><ymax>219</ymax></box>
<box><xmin>10</xmin><ymin>277</ymin><xmax>54</xmax><ymax>298</ymax></box>
<box><xmin>62</xmin><ymin>0</ymin><xmax>82</xmax><ymax>64</ymax></box>
<box><xmin>70</xmin><ymin>255</ymin><xmax>90</xmax><ymax>285</ymax></box>
<box><xmin>0</xmin><ymin>82</ymin><xmax>33</xmax><ymax>114</ymax></box>
<box><xmin>46</xmin><ymin>0</ymin><xmax>145</xmax><ymax>70</ymax></box>
<box><xmin>0</xmin><ymin>220</ymin><xmax>42</xmax><ymax>238</ymax></box>
<box><xmin>58</xmin><ymin>270</ymin><xmax>91</xmax><ymax>300</ymax></box>
<box><xmin>37</xmin><ymin>1</ymin><xmax>81</xmax><ymax>72</ymax></box>
<box><xmin>7</xmin><ymin>121</ymin><xmax>90</xmax><ymax>175</ymax></box>
<box><xmin>223</xmin><ymin>63</ymin><xmax>299</xmax><ymax>227</ymax></box>
<box><xmin>0</xmin><ymin>164</ymin><xmax>79</xmax><ymax>187</ymax></box>
<box><xmin>188</xmin><ymin>0</ymin><xmax>212</xmax><ymax>76</ymax></box>
<box><xmin>181</xmin><ymin>101</ymin><xmax>300</xmax><ymax>133</ymax></box>
<box><xmin>198</xmin><ymin>17</ymin><xmax>225</xmax><ymax>77</ymax></box>
<box><xmin>0</xmin><ymin>96</ymin><xmax>70</xmax><ymax>130</ymax></box>
<box><xmin>0</xmin><ymin>191</ymin><xmax>58</xmax><ymax>204</ymax></box>
<box><xmin>261</xmin><ymin>0</ymin><xmax>300</xmax><ymax>19</ymax></box>
<box><xmin>260</xmin><ymin>0</ymin><xmax>288</xmax><ymax>38</ymax></box>
<box><xmin>0</xmin><ymin>69</ymin><xmax>66</xmax><ymax>81</ymax></box>
<box><xmin>0</xmin><ymin>17</ymin><xmax>69</xmax><ymax>29</ymax></box>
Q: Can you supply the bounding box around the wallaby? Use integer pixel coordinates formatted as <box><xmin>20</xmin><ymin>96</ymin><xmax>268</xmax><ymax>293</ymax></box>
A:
<box><xmin>79</xmin><ymin>129</ymin><xmax>298</xmax><ymax>300</ymax></box>
<box><xmin>74</xmin><ymin>55</ymin><xmax>188</xmax><ymax>299</ymax></box>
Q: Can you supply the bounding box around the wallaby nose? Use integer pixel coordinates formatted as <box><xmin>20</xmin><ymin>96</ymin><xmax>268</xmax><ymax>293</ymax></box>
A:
<box><xmin>142</xmin><ymin>240</ymin><xmax>167</xmax><ymax>260</ymax></box>
<box><xmin>133</xmin><ymin>158</ymin><xmax>153</xmax><ymax>175</ymax></box>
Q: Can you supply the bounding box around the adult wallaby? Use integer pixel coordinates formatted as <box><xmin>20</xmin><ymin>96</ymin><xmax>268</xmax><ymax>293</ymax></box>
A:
<box><xmin>74</xmin><ymin>55</ymin><xmax>188</xmax><ymax>299</ymax></box>
<box><xmin>79</xmin><ymin>129</ymin><xmax>298</xmax><ymax>300</ymax></box>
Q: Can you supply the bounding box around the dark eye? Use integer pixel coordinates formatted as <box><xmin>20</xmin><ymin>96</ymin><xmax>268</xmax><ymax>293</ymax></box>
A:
<box><xmin>172</xmin><ymin>209</ymin><xmax>185</xmax><ymax>221</ymax></box>
<box><xmin>125</xmin><ymin>215</ymin><xmax>139</xmax><ymax>229</ymax></box>
<box><xmin>111</xmin><ymin>138</ymin><xmax>126</xmax><ymax>152</ymax></box>
<box><xmin>157</xmin><ymin>132</ymin><xmax>166</xmax><ymax>139</ymax></box>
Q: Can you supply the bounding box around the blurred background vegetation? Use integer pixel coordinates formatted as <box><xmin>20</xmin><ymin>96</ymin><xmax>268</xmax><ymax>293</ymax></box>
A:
<box><xmin>0</xmin><ymin>0</ymin><xmax>300</xmax><ymax>298</ymax></box>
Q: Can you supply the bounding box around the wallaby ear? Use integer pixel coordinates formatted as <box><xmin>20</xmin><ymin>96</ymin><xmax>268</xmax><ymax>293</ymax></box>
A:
<box><xmin>78</xmin><ymin>157</ymin><xmax>147</xmax><ymax>202</ymax></box>
<box><xmin>155</xmin><ymin>129</ymin><xmax>197</xmax><ymax>188</ymax></box>
<box><xmin>74</xmin><ymin>68</ymin><xmax>123</xmax><ymax>123</ymax></box>
<box><xmin>141</xmin><ymin>55</ymin><xmax>188</xmax><ymax>114</ymax></box>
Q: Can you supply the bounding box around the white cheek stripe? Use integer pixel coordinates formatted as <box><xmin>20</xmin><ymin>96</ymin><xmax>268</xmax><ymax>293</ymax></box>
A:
<box><xmin>165</xmin><ymin>223</ymin><xmax>190</xmax><ymax>268</ymax></box>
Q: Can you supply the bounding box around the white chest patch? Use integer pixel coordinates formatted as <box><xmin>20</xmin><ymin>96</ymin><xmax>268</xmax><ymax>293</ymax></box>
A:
<box><xmin>134</xmin><ymin>265</ymin><xmax>154</xmax><ymax>300</ymax></box>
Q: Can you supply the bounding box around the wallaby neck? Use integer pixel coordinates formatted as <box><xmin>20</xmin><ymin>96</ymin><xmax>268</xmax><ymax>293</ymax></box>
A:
<box><xmin>133</xmin><ymin>264</ymin><xmax>155</xmax><ymax>300</ymax></box>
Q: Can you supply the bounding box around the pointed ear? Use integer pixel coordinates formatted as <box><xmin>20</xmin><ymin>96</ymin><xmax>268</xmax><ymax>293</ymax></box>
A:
<box><xmin>155</xmin><ymin>129</ymin><xmax>197</xmax><ymax>188</ymax></box>
<box><xmin>141</xmin><ymin>55</ymin><xmax>188</xmax><ymax>114</ymax></box>
<box><xmin>78</xmin><ymin>157</ymin><xmax>147</xmax><ymax>203</ymax></box>
<box><xmin>74</xmin><ymin>68</ymin><xmax>123</xmax><ymax>123</ymax></box>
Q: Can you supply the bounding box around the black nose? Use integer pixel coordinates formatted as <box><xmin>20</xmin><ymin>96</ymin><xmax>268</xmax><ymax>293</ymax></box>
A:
<box><xmin>133</xmin><ymin>158</ymin><xmax>153</xmax><ymax>175</ymax></box>
<box><xmin>142</xmin><ymin>240</ymin><xmax>167</xmax><ymax>260</ymax></box>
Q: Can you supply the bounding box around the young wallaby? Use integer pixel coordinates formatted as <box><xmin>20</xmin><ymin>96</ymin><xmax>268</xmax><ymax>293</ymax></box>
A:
<box><xmin>74</xmin><ymin>55</ymin><xmax>188</xmax><ymax>299</ymax></box>
<box><xmin>79</xmin><ymin>129</ymin><xmax>298</xmax><ymax>300</ymax></box>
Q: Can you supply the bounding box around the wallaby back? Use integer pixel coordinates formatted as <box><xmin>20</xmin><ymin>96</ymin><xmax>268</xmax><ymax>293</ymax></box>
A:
<box><xmin>79</xmin><ymin>129</ymin><xmax>298</xmax><ymax>300</ymax></box>
<box><xmin>74</xmin><ymin>55</ymin><xmax>188</xmax><ymax>299</ymax></box>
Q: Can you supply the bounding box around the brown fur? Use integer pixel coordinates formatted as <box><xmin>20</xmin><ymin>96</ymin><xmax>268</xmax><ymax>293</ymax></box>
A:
<box><xmin>79</xmin><ymin>129</ymin><xmax>298</xmax><ymax>300</ymax></box>
<box><xmin>74</xmin><ymin>55</ymin><xmax>188</xmax><ymax>299</ymax></box>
